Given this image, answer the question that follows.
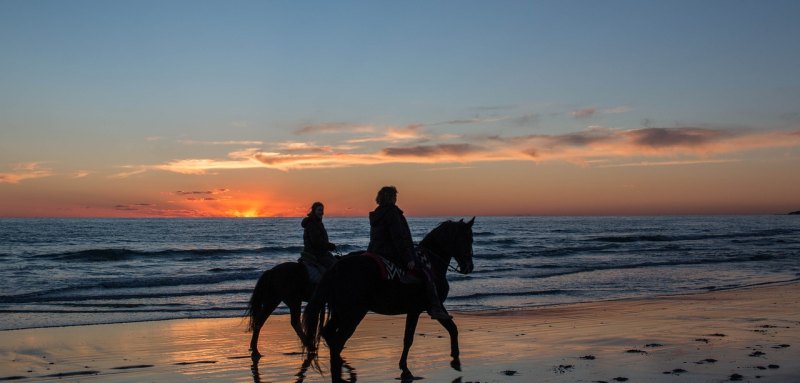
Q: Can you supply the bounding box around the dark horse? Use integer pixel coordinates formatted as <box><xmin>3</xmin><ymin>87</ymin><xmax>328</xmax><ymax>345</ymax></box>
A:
<box><xmin>245</xmin><ymin>260</ymin><xmax>310</xmax><ymax>358</ymax></box>
<box><xmin>302</xmin><ymin>218</ymin><xmax>475</xmax><ymax>382</ymax></box>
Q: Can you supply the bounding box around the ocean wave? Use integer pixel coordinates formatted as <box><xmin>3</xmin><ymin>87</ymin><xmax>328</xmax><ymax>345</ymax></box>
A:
<box><xmin>589</xmin><ymin>228</ymin><xmax>797</xmax><ymax>244</ymax></box>
<box><xmin>0</xmin><ymin>307</ymin><xmax>244</xmax><ymax>314</ymax></box>
<box><xmin>524</xmin><ymin>254</ymin><xmax>782</xmax><ymax>280</ymax></box>
<box><xmin>590</xmin><ymin>234</ymin><xmax>673</xmax><ymax>243</ymax></box>
<box><xmin>31</xmin><ymin>246</ymin><xmax>304</xmax><ymax>262</ymax></box>
<box><xmin>208</xmin><ymin>267</ymin><xmax>260</xmax><ymax>273</ymax></box>
<box><xmin>450</xmin><ymin>289</ymin><xmax>571</xmax><ymax>301</ymax></box>
<box><xmin>531</xmin><ymin>244</ymin><xmax>620</xmax><ymax>257</ymax></box>
<box><xmin>477</xmin><ymin>237</ymin><xmax>519</xmax><ymax>247</ymax></box>
<box><xmin>474</xmin><ymin>244</ymin><xmax>620</xmax><ymax>260</ymax></box>
<box><xmin>0</xmin><ymin>287</ymin><xmax>253</xmax><ymax>304</ymax></box>
<box><xmin>0</xmin><ymin>271</ymin><xmax>262</xmax><ymax>304</ymax></box>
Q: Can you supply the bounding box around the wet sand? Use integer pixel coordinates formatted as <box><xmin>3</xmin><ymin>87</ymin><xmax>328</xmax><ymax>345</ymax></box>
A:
<box><xmin>1</xmin><ymin>281</ymin><xmax>799</xmax><ymax>382</ymax></box>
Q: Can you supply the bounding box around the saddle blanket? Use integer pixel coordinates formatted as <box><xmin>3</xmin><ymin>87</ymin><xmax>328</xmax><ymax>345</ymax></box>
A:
<box><xmin>362</xmin><ymin>251</ymin><xmax>430</xmax><ymax>283</ymax></box>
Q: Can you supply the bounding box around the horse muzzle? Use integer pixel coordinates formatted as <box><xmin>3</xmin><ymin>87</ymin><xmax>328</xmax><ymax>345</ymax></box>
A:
<box><xmin>459</xmin><ymin>261</ymin><xmax>474</xmax><ymax>275</ymax></box>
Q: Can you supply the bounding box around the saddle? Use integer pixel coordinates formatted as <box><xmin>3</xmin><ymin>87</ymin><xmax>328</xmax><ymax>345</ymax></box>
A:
<box><xmin>299</xmin><ymin>251</ymin><xmax>337</xmax><ymax>284</ymax></box>
<box><xmin>362</xmin><ymin>251</ymin><xmax>429</xmax><ymax>284</ymax></box>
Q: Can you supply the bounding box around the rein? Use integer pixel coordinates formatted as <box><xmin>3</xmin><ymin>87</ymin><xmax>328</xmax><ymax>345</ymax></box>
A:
<box><xmin>418</xmin><ymin>245</ymin><xmax>462</xmax><ymax>274</ymax></box>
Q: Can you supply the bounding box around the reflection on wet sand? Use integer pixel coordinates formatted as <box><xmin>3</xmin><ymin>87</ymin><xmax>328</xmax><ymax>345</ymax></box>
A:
<box><xmin>3</xmin><ymin>283</ymin><xmax>799</xmax><ymax>382</ymax></box>
<box><xmin>251</xmin><ymin>353</ymin><xmax>356</xmax><ymax>383</ymax></box>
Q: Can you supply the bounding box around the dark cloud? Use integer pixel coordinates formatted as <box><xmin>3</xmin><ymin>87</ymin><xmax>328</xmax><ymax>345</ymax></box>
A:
<box><xmin>174</xmin><ymin>189</ymin><xmax>229</xmax><ymax>196</ymax></box>
<box><xmin>281</xmin><ymin>145</ymin><xmax>332</xmax><ymax>154</ymax></box>
<box><xmin>254</xmin><ymin>153</ymin><xmax>300</xmax><ymax>165</ymax></box>
<box><xmin>382</xmin><ymin>144</ymin><xmax>482</xmax><ymax>157</ymax></box>
<box><xmin>295</xmin><ymin>122</ymin><xmax>369</xmax><ymax>135</ymax></box>
<box><xmin>523</xmin><ymin>148</ymin><xmax>539</xmax><ymax>158</ymax></box>
<box><xmin>626</xmin><ymin>127</ymin><xmax>732</xmax><ymax>148</ymax></box>
<box><xmin>548</xmin><ymin>130</ymin><xmax>615</xmax><ymax>146</ymax></box>
<box><xmin>510</xmin><ymin>113</ymin><xmax>539</xmax><ymax>127</ymax></box>
<box><xmin>176</xmin><ymin>191</ymin><xmax>213</xmax><ymax>195</ymax></box>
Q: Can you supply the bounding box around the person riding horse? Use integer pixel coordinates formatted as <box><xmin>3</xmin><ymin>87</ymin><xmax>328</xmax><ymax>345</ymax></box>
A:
<box><xmin>299</xmin><ymin>202</ymin><xmax>337</xmax><ymax>284</ymax></box>
<box><xmin>246</xmin><ymin>201</ymin><xmax>337</xmax><ymax>358</ymax></box>
<box><xmin>367</xmin><ymin>186</ymin><xmax>451</xmax><ymax>320</ymax></box>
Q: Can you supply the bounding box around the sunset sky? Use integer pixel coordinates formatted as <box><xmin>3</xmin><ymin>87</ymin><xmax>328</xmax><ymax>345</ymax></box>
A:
<box><xmin>1</xmin><ymin>1</ymin><xmax>799</xmax><ymax>217</ymax></box>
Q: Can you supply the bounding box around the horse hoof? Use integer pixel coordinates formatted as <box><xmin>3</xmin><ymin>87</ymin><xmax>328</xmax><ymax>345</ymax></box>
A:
<box><xmin>400</xmin><ymin>369</ymin><xmax>415</xmax><ymax>382</ymax></box>
<box><xmin>250</xmin><ymin>351</ymin><xmax>262</xmax><ymax>361</ymax></box>
<box><xmin>450</xmin><ymin>358</ymin><xmax>461</xmax><ymax>371</ymax></box>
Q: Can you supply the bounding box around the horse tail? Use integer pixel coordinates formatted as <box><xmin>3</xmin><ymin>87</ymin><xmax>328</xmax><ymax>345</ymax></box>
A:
<box><xmin>302</xmin><ymin>264</ymin><xmax>334</xmax><ymax>357</ymax></box>
<box><xmin>245</xmin><ymin>269</ymin><xmax>272</xmax><ymax>332</ymax></box>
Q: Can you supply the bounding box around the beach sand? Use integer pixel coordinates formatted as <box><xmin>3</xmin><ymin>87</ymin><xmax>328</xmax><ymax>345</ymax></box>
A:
<box><xmin>2</xmin><ymin>281</ymin><xmax>799</xmax><ymax>383</ymax></box>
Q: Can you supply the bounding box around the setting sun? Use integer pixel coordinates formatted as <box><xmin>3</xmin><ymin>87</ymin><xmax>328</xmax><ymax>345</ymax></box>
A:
<box><xmin>227</xmin><ymin>208</ymin><xmax>261</xmax><ymax>218</ymax></box>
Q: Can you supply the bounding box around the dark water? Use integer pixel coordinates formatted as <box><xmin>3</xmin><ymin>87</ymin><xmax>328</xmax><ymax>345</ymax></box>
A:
<box><xmin>1</xmin><ymin>216</ymin><xmax>798</xmax><ymax>330</ymax></box>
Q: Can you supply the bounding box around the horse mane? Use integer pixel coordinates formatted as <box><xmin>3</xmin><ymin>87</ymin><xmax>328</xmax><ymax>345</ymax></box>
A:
<box><xmin>419</xmin><ymin>220</ymin><xmax>459</xmax><ymax>248</ymax></box>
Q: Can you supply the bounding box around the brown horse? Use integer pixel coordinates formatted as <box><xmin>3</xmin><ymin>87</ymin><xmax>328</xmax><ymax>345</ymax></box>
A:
<box><xmin>302</xmin><ymin>218</ymin><xmax>475</xmax><ymax>382</ymax></box>
<box><xmin>245</xmin><ymin>261</ymin><xmax>311</xmax><ymax>358</ymax></box>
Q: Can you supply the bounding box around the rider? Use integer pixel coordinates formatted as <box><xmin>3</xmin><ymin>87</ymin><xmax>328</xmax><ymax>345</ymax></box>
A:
<box><xmin>299</xmin><ymin>202</ymin><xmax>337</xmax><ymax>284</ymax></box>
<box><xmin>367</xmin><ymin>186</ymin><xmax>451</xmax><ymax>320</ymax></box>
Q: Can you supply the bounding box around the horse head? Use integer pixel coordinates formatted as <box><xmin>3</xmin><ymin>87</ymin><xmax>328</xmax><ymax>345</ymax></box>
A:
<box><xmin>422</xmin><ymin>217</ymin><xmax>475</xmax><ymax>275</ymax></box>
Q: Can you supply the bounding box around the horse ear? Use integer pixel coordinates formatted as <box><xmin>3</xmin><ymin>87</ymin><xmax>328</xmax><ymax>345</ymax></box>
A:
<box><xmin>467</xmin><ymin>216</ymin><xmax>475</xmax><ymax>227</ymax></box>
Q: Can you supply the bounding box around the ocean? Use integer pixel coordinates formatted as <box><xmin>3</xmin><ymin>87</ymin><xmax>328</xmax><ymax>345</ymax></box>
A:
<box><xmin>1</xmin><ymin>216</ymin><xmax>798</xmax><ymax>331</ymax></box>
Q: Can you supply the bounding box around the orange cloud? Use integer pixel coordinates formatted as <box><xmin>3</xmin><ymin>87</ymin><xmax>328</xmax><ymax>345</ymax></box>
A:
<box><xmin>0</xmin><ymin>162</ymin><xmax>54</xmax><ymax>184</ymax></box>
<box><xmin>346</xmin><ymin>124</ymin><xmax>426</xmax><ymax>143</ymax></box>
<box><xmin>274</xmin><ymin>142</ymin><xmax>335</xmax><ymax>153</ymax></box>
<box><xmin>116</xmin><ymin>126</ymin><xmax>800</xmax><ymax>176</ymax></box>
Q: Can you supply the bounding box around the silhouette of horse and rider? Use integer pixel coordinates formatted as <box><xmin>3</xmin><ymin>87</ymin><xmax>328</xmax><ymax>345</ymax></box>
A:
<box><xmin>245</xmin><ymin>186</ymin><xmax>475</xmax><ymax>382</ymax></box>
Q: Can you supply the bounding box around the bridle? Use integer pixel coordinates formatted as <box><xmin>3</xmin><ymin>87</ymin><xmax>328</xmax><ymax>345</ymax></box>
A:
<box><xmin>417</xmin><ymin>245</ymin><xmax>469</xmax><ymax>274</ymax></box>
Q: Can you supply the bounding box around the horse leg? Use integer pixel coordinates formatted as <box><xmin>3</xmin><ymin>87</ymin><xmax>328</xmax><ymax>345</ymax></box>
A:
<box><xmin>287</xmin><ymin>300</ymin><xmax>305</xmax><ymax>346</ymax></box>
<box><xmin>250</xmin><ymin>297</ymin><xmax>281</xmax><ymax>359</ymax></box>
<box><xmin>325</xmin><ymin>311</ymin><xmax>366</xmax><ymax>383</ymax></box>
<box><xmin>437</xmin><ymin>318</ymin><xmax>461</xmax><ymax>371</ymax></box>
<box><xmin>399</xmin><ymin>312</ymin><xmax>420</xmax><ymax>381</ymax></box>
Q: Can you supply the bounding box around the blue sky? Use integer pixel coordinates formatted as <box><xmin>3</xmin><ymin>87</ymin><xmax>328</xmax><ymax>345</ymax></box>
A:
<box><xmin>1</xmin><ymin>1</ymin><xmax>799</xmax><ymax>216</ymax></box>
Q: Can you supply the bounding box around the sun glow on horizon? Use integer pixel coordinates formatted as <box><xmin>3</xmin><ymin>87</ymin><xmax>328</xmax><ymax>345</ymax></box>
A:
<box><xmin>226</xmin><ymin>208</ymin><xmax>264</xmax><ymax>218</ymax></box>
<box><xmin>169</xmin><ymin>189</ymin><xmax>303</xmax><ymax>218</ymax></box>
